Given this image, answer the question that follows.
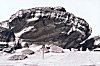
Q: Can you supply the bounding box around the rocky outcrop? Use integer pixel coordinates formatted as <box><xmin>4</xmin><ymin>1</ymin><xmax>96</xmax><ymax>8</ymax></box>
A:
<box><xmin>0</xmin><ymin>27</ymin><xmax>15</xmax><ymax>50</ymax></box>
<box><xmin>80</xmin><ymin>36</ymin><xmax>100</xmax><ymax>51</ymax></box>
<box><xmin>0</xmin><ymin>6</ymin><xmax>92</xmax><ymax>49</ymax></box>
<box><xmin>0</xmin><ymin>27</ymin><xmax>15</xmax><ymax>42</ymax></box>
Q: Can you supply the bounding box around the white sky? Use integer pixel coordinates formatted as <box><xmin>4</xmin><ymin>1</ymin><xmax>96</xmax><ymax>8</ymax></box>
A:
<box><xmin>0</xmin><ymin>0</ymin><xmax>100</xmax><ymax>37</ymax></box>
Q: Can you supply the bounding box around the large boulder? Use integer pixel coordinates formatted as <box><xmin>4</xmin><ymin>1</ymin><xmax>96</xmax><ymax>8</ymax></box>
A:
<box><xmin>1</xmin><ymin>6</ymin><xmax>92</xmax><ymax>49</ymax></box>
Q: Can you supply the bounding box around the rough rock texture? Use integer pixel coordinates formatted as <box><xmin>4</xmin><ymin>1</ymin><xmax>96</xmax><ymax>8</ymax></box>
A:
<box><xmin>50</xmin><ymin>45</ymin><xmax>64</xmax><ymax>53</ymax></box>
<box><xmin>0</xmin><ymin>27</ymin><xmax>15</xmax><ymax>42</ymax></box>
<box><xmin>8</xmin><ymin>54</ymin><xmax>27</xmax><ymax>60</ymax></box>
<box><xmin>14</xmin><ymin>40</ymin><xmax>22</xmax><ymax>50</ymax></box>
<box><xmin>0</xmin><ymin>44</ymin><xmax>8</xmax><ymax>48</ymax></box>
<box><xmin>0</xmin><ymin>6</ymin><xmax>92</xmax><ymax>49</ymax></box>
<box><xmin>80</xmin><ymin>36</ymin><xmax>100</xmax><ymax>51</ymax></box>
<box><xmin>21</xmin><ymin>49</ymin><xmax>34</xmax><ymax>55</ymax></box>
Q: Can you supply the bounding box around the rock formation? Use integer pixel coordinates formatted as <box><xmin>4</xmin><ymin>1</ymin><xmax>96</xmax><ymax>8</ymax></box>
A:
<box><xmin>0</xmin><ymin>27</ymin><xmax>15</xmax><ymax>42</ymax></box>
<box><xmin>0</xmin><ymin>6</ymin><xmax>92</xmax><ymax>49</ymax></box>
<box><xmin>80</xmin><ymin>36</ymin><xmax>100</xmax><ymax>51</ymax></box>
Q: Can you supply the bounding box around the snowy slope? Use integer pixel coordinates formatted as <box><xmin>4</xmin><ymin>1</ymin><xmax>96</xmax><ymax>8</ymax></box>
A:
<box><xmin>0</xmin><ymin>50</ymin><xmax>100</xmax><ymax>66</ymax></box>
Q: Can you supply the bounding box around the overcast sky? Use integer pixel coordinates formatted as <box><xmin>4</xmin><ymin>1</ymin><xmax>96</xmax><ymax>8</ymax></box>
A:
<box><xmin>0</xmin><ymin>0</ymin><xmax>100</xmax><ymax>37</ymax></box>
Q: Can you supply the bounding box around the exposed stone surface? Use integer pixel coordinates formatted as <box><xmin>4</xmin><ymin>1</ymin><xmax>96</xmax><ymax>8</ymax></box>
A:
<box><xmin>8</xmin><ymin>54</ymin><xmax>27</xmax><ymax>60</ymax></box>
<box><xmin>0</xmin><ymin>6</ymin><xmax>92</xmax><ymax>49</ymax></box>
<box><xmin>50</xmin><ymin>45</ymin><xmax>64</xmax><ymax>53</ymax></box>
<box><xmin>0</xmin><ymin>27</ymin><xmax>15</xmax><ymax>42</ymax></box>
<box><xmin>23</xmin><ymin>43</ymin><xmax>29</xmax><ymax>48</ymax></box>
<box><xmin>21</xmin><ymin>49</ymin><xmax>34</xmax><ymax>55</ymax></box>
<box><xmin>14</xmin><ymin>40</ymin><xmax>22</xmax><ymax>50</ymax></box>
<box><xmin>0</xmin><ymin>44</ymin><xmax>8</xmax><ymax>48</ymax></box>
<box><xmin>80</xmin><ymin>36</ymin><xmax>100</xmax><ymax>51</ymax></box>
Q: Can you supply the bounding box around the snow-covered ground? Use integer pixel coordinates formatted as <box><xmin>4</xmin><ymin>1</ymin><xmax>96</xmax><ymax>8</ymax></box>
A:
<box><xmin>0</xmin><ymin>49</ymin><xmax>100</xmax><ymax>66</ymax></box>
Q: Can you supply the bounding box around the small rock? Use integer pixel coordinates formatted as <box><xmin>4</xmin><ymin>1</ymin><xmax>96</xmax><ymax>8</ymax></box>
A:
<box><xmin>21</xmin><ymin>49</ymin><xmax>34</xmax><ymax>55</ymax></box>
<box><xmin>50</xmin><ymin>45</ymin><xmax>64</xmax><ymax>53</ymax></box>
<box><xmin>3</xmin><ymin>48</ymin><xmax>13</xmax><ymax>53</ymax></box>
<box><xmin>9</xmin><ymin>54</ymin><xmax>27</xmax><ymax>60</ymax></box>
<box><xmin>41</xmin><ymin>47</ymin><xmax>50</xmax><ymax>53</ymax></box>
<box><xmin>23</xmin><ymin>43</ymin><xmax>29</xmax><ymax>48</ymax></box>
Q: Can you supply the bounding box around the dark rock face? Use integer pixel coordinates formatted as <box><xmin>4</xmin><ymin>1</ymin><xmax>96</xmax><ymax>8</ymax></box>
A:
<box><xmin>1</xmin><ymin>6</ymin><xmax>92</xmax><ymax>49</ymax></box>
<box><xmin>81</xmin><ymin>38</ymin><xmax>95</xmax><ymax>51</ymax></box>
<box><xmin>80</xmin><ymin>36</ymin><xmax>100</xmax><ymax>51</ymax></box>
<box><xmin>0</xmin><ymin>27</ymin><xmax>15</xmax><ymax>50</ymax></box>
<box><xmin>0</xmin><ymin>44</ymin><xmax>8</xmax><ymax>48</ymax></box>
<box><xmin>14</xmin><ymin>39</ymin><xmax>22</xmax><ymax>50</ymax></box>
<box><xmin>0</xmin><ymin>27</ymin><xmax>15</xmax><ymax>42</ymax></box>
<box><xmin>60</xmin><ymin>31</ymin><xmax>83</xmax><ymax>49</ymax></box>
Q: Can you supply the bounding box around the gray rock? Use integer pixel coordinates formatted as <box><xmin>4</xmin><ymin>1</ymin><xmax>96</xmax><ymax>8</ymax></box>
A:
<box><xmin>80</xmin><ymin>36</ymin><xmax>100</xmax><ymax>51</ymax></box>
<box><xmin>21</xmin><ymin>49</ymin><xmax>34</xmax><ymax>55</ymax></box>
<box><xmin>0</xmin><ymin>7</ymin><xmax>92</xmax><ymax>49</ymax></box>
<box><xmin>0</xmin><ymin>44</ymin><xmax>8</xmax><ymax>48</ymax></box>
<box><xmin>50</xmin><ymin>45</ymin><xmax>64</xmax><ymax>53</ymax></box>
<box><xmin>0</xmin><ymin>27</ymin><xmax>15</xmax><ymax>42</ymax></box>
<box><xmin>9</xmin><ymin>54</ymin><xmax>27</xmax><ymax>60</ymax></box>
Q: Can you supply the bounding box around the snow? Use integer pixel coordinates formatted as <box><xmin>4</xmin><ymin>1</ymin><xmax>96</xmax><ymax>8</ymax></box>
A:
<box><xmin>0</xmin><ymin>21</ymin><xmax>9</xmax><ymax>28</ymax></box>
<box><xmin>35</xmin><ymin>12</ymin><xmax>41</xmax><ymax>17</ymax></box>
<box><xmin>94</xmin><ymin>40</ymin><xmax>100</xmax><ymax>45</ymax></box>
<box><xmin>94</xmin><ymin>48</ymin><xmax>100</xmax><ymax>51</ymax></box>
<box><xmin>0</xmin><ymin>49</ymin><xmax>100</xmax><ymax>66</ymax></box>
<box><xmin>0</xmin><ymin>42</ymin><xmax>15</xmax><ymax>47</ymax></box>
<box><xmin>15</xmin><ymin>26</ymin><xmax>34</xmax><ymax>38</ymax></box>
<box><xmin>0</xmin><ymin>4</ymin><xmax>99</xmax><ymax>66</ymax></box>
<box><xmin>26</xmin><ymin>17</ymin><xmax>39</xmax><ymax>22</ymax></box>
<box><xmin>13</xmin><ymin>26</ymin><xmax>34</xmax><ymax>45</ymax></box>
